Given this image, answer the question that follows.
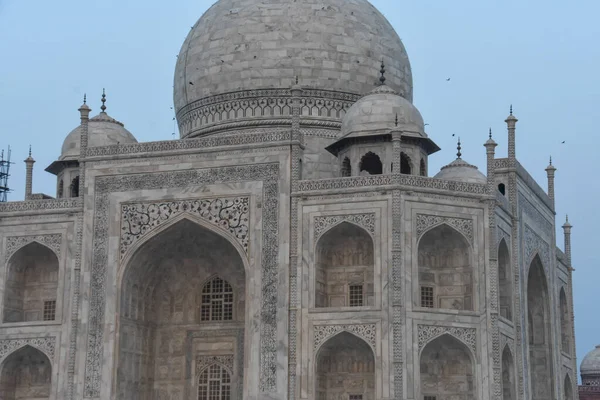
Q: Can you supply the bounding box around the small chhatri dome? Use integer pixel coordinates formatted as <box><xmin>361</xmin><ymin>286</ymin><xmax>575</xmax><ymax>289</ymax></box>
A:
<box><xmin>340</xmin><ymin>84</ymin><xmax>425</xmax><ymax>139</ymax></box>
<box><xmin>60</xmin><ymin>91</ymin><xmax>137</xmax><ymax>160</ymax></box>
<box><xmin>434</xmin><ymin>138</ymin><xmax>487</xmax><ymax>184</ymax></box>
<box><xmin>581</xmin><ymin>345</ymin><xmax>600</xmax><ymax>376</ymax></box>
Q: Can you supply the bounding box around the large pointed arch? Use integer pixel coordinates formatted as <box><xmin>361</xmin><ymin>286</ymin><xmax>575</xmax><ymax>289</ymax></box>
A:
<box><xmin>564</xmin><ymin>373</ymin><xmax>574</xmax><ymax>400</ymax></box>
<box><xmin>116</xmin><ymin>217</ymin><xmax>246</xmax><ymax>399</ymax></box>
<box><xmin>527</xmin><ymin>254</ymin><xmax>554</xmax><ymax>400</ymax></box>
<box><xmin>315</xmin><ymin>331</ymin><xmax>375</xmax><ymax>400</ymax></box>
<box><xmin>3</xmin><ymin>241</ymin><xmax>59</xmax><ymax>323</ymax></box>
<box><xmin>0</xmin><ymin>345</ymin><xmax>52</xmax><ymax>399</ymax></box>
<box><xmin>420</xmin><ymin>333</ymin><xmax>475</xmax><ymax>399</ymax></box>
<box><xmin>417</xmin><ymin>223</ymin><xmax>474</xmax><ymax>311</ymax></box>
<box><xmin>315</xmin><ymin>221</ymin><xmax>374</xmax><ymax>308</ymax></box>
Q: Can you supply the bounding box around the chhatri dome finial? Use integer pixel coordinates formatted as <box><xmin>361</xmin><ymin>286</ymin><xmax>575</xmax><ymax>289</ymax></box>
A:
<box><xmin>489</xmin><ymin>128</ymin><xmax>492</xmax><ymax>139</ymax></box>
<box><xmin>457</xmin><ymin>137</ymin><xmax>462</xmax><ymax>159</ymax></box>
<box><xmin>101</xmin><ymin>88</ymin><xmax>107</xmax><ymax>113</ymax></box>
<box><xmin>395</xmin><ymin>113</ymin><xmax>398</xmax><ymax>127</ymax></box>
<box><xmin>379</xmin><ymin>59</ymin><xmax>386</xmax><ymax>85</ymax></box>
<box><xmin>28</xmin><ymin>145</ymin><xmax>32</xmax><ymax>158</ymax></box>
<box><xmin>83</xmin><ymin>93</ymin><xmax>87</xmax><ymax>105</ymax></box>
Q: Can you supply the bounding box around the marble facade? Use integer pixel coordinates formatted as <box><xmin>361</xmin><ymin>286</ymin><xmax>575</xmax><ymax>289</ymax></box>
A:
<box><xmin>0</xmin><ymin>0</ymin><xmax>579</xmax><ymax>399</ymax></box>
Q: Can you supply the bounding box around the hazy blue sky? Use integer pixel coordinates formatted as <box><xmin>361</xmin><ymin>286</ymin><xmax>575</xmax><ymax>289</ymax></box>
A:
<box><xmin>0</xmin><ymin>0</ymin><xmax>598</xmax><ymax>374</ymax></box>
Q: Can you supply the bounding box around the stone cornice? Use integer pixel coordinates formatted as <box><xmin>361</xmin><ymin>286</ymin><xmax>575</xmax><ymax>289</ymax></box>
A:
<box><xmin>0</xmin><ymin>198</ymin><xmax>80</xmax><ymax>215</ymax></box>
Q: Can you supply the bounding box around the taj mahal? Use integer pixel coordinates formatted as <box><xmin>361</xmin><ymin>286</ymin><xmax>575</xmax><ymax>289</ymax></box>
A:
<box><xmin>0</xmin><ymin>0</ymin><xmax>594</xmax><ymax>399</ymax></box>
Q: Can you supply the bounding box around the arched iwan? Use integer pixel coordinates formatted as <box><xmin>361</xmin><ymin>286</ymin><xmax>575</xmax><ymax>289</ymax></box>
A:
<box><xmin>315</xmin><ymin>331</ymin><xmax>375</xmax><ymax>400</ymax></box>
<box><xmin>0</xmin><ymin>345</ymin><xmax>52</xmax><ymax>399</ymax></box>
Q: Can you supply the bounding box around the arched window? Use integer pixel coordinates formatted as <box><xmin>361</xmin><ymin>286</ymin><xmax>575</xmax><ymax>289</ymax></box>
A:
<box><xmin>418</xmin><ymin>224</ymin><xmax>473</xmax><ymax>310</ymax></box>
<box><xmin>527</xmin><ymin>256</ymin><xmax>554</xmax><ymax>399</ymax></box>
<box><xmin>498</xmin><ymin>183</ymin><xmax>506</xmax><ymax>196</ymax></box>
<box><xmin>70</xmin><ymin>175</ymin><xmax>80</xmax><ymax>198</ymax></box>
<box><xmin>420</xmin><ymin>158</ymin><xmax>426</xmax><ymax>176</ymax></box>
<box><xmin>315</xmin><ymin>222</ymin><xmax>374</xmax><ymax>308</ymax></box>
<box><xmin>3</xmin><ymin>242</ymin><xmax>59</xmax><ymax>323</ymax></box>
<box><xmin>58</xmin><ymin>180</ymin><xmax>64</xmax><ymax>198</ymax></box>
<box><xmin>341</xmin><ymin>157</ymin><xmax>352</xmax><ymax>177</ymax></box>
<box><xmin>201</xmin><ymin>277</ymin><xmax>234</xmax><ymax>321</ymax></box>
<box><xmin>198</xmin><ymin>364</ymin><xmax>231</xmax><ymax>400</ymax></box>
<box><xmin>316</xmin><ymin>332</ymin><xmax>374</xmax><ymax>400</ymax></box>
<box><xmin>560</xmin><ymin>288</ymin><xmax>571</xmax><ymax>354</ymax></box>
<box><xmin>0</xmin><ymin>346</ymin><xmax>52</xmax><ymax>399</ymax></box>
<box><xmin>498</xmin><ymin>239</ymin><xmax>512</xmax><ymax>320</ymax></box>
<box><xmin>420</xmin><ymin>335</ymin><xmax>474</xmax><ymax>399</ymax></box>
<box><xmin>359</xmin><ymin>152</ymin><xmax>382</xmax><ymax>175</ymax></box>
<box><xmin>400</xmin><ymin>152</ymin><xmax>412</xmax><ymax>174</ymax></box>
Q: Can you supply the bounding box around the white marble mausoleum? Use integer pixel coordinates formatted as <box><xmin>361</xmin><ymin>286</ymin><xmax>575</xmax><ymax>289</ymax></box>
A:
<box><xmin>0</xmin><ymin>0</ymin><xmax>580</xmax><ymax>399</ymax></box>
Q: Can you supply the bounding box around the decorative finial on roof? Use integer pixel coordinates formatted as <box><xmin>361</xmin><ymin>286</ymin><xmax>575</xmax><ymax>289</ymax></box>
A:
<box><xmin>510</xmin><ymin>104</ymin><xmax>513</xmax><ymax>115</ymax></box>
<box><xmin>549</xmin><ymin>156</ymin><xmax>553</xmax><ymax>165</ymax></box>
<box><xmin>101</xmin><ymin>88</ymin><xmax>107</xmax><ymax>113</ymax></box>
<box><xmin>566</xmin><ymin>214</ymin><xmax>569</xmax><ymax>223</ymax></box>
<box><xmin>28</xmin><ymin>145</ymin><xmax>32</xmax><ymax>158</ymax></box>
<box><xmin>457</xmin><ymin>137</ymin><xmax>462</xmax><ymax>159</ymax></box>
<box><xmin>295</xmin><ymin>76</ymin><xmax>299</xmax><ymax>85</ymax></box>
<box><xmin>489</xmin><ymin>128</ymin><xmax>492</xmax><ymax>139</ymax></box>
<box><xmin>395</xmin><ymin>113</ymin><xmax>398</xmax><ymax>127</ymax></box>
<box><xmin>379</xmin><ymin>59</ymin><xmax>386</xmax><ymax>85</ymax></box>
<box><xmin>83</xmin><ymin>93</ymin><xmax>87</xmax><ymax>105</ymax></box>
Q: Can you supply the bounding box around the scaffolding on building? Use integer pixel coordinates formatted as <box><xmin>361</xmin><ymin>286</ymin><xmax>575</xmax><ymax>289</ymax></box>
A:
<box><xmin>0</xmin><ymin>146</ymin><xmax>12</xmax><ymax>202</ymax></box>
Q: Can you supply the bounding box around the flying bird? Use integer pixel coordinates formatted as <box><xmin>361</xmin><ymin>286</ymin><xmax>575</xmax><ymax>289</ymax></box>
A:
<box><xmin>189</xmin><ymin>81</ymin><xmax>194</xmax><ymax>85</ymax></box>
<box><xmin>446</xmin><ymin>78</ymin><xmax>451</xmax><ymax>81</ymax></box>
<box><xmin>562</xmin><ymin>141</ymin><xmax>566</xmax><ymax>144</ymax></box>
<box><xmin>452</xmin><ymin>133</ymin><xmax>455</xmax><ymax>137</ymax></box>
<box><xmin>424</xmin><ymin>123</ymin><xmax>430</xmax><ymax>126</ymax></box>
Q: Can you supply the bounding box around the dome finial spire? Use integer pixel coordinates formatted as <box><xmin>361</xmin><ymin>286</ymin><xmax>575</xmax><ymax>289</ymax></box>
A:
<box><xmin>101</xmin><ymin>88</ymin><xmax>107</xmax><ymax>113</ymax></box>
<box><xmin>28</xmin><ymin>145</ymin><xmax>32</xmax><ymax>158</ymax></box>
<box><xmin>489</xmin><ymin>128</ymin><xmax>492</xmax><ymax>139</ymax></box>
<box><xmin>379</xmin><ymin>59</ymin><xmax>386</xmax><ymax>85</ymax></box>
<box><xmin>395</xmin><ymin>113</ymin><xmax>398</xmax><ymax>127</ymax></box>
<box><xmin>510</xmin><ymin>104</ymin><xmax>513</xmax><ymax>115</ymax></box>
<box><xmin>83</xmin><ymin>93</ymin><xmax>87</xmax><ymax>105</ymax></box>
<box><xmin>457</xmin><ymin>137</ymin><xmax>462</xmax><ymax>159</ymax></box>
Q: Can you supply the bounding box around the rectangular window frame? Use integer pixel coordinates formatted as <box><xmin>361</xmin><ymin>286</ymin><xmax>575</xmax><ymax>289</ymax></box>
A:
<box><xmin>43</xmin><ymin>299</ymin><xmax>57</xmax><ymax>321</ymax></box>
<box><xmin>420</xmin><ymin>286</ymin><xmax>434</xmax><ymax>308</ymax></box>
<box><xmin>348</xmin><ymin>284</ymin><xmax>364</xmax><ymax>307</ymax></box>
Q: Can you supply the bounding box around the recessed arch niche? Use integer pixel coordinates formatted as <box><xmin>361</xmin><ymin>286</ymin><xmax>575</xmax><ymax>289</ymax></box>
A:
<box><xmin>359</xmin><ymin>152</ymin><xmax>382</xmax><ymax>175</ymax></box>
<box><xmin>315</xmin><ymin>222</ymin><xmax>374</xmax><ymax>308</ymax></box>
<box><xmin>420</xmin><ymin>334</ymin><xmax>474</xmax><ymax>400</ymax></box>
<box><xmin>564</xmin><ymin>374</ymin><xmax>573</xmax><ymax>400</ymax></box>
<box><xmin>498</xmin><ymin>239</ymin><xmax>512</xmax><ymax>320</ymax></box>
<box><xmin>559</xmin><ymin>288</ymin><xmax>571</xmax><ymax>354</ymax></box>
<box><xmin>417</xmin><ymin>224</ymin><xmax>473</xmax><ymax>311</ymax></box>
<box><xmin>3</xmin><ymin>242</ymin><xmax>59</xmax><ymax>323</ymax></box>
<box><xmin>0</xmin><ymin>345</ymin><xmax>52</xmax><ymax>399</ymax></box>
<box><xmin>526</xmin><ymin>255</ymin><xmax>554</xmax><ymax>400</ymax></box>
<box><xmin>315</xmin><ymin>332</ymin><xmax>375</xmax><ymax>400</ymax></box>
<box><xmin>502</xmin><ymin>345</ymin><xmax>515</xmax><ymax>400</ymax></box>
<box><xmin>117</xmin><ymin>218</ymin><xmax>246</xmax><ymax>399</ymax></box>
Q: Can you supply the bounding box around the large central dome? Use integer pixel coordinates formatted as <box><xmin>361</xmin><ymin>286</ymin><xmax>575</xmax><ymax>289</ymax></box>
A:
<box><xmin>174</xmin><ymin>0</ymin><xmax>413</xmax><ymax>138</ymax></box>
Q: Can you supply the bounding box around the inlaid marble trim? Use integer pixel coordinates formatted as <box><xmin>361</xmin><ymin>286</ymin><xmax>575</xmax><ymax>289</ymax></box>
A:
<box><xmin>524</xmin><ymin>224</ymin><xmax>551</xmax><ymax>276</ymax></box>
<box><xmin>120</xmin><ymin>197</ymin><xmax>250</xmax><ymax>259</ymax></box>
<box><xmin>313</xmin><ymin>212</ymin><xmax>376</xmax><ymax>242</ymax></box>
<box><xmin>416</xmin><ymin>214</ymin><xmax>473</xmax><ymax>243</ymax></box>
<box><xmin>5</xmin><ymin>234</ymin><xmax>62</xmax><ymax>261</ymax></box>
<box><xmin>313</xmin><ymin>323</ymin><xmax>376</xmax><ymax>352</ymax></box>
<box><xmin>0</xmin><ymin>336</ymin><xmax>56</xmax><ymax>364</ymax></box>
<box><xmin>417</xmin><ymin>325</ymin><xmax>477</xmax><ymax>355</ymax></box>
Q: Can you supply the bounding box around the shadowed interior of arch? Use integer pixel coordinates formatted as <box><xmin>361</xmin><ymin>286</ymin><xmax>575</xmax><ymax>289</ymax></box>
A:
<box><xmin>117</xmin><ymin>219</ymin><xmax>245</xmax><ymax>399</ymax></box>
<box><xmin>502</xmin><ymin>345</ymin><xmax>515</xmax><ymax>400</ymax></box>
<box><xmin>418</xmin><ymin>224</ymin><xmax>473</xmax><ymax>311</ymax></box>
<box><xmin>527</xmin><ymin>254</ymin><xmax>554</xmax><ymax>400</ymax></box>
<box><xmin>316</xmin><ymin>331</ymin><xmax>374</xmax><ymax>400</ymax></box>
<box><xmin>315</xmin><ymin>222</ymin><xmax>374</xmax><ymax>308</ymax></box>
<box><xmin>3</xmin><ymin>242</ymin><xmax>59</xmax><ymax>323</ymax></box>
<box><xmin>420</xmin><ymin>334</ymin><xmax>474</xmax><ymax>400</ymax></box>
<box><xmin>359</xmin><ymin>152</ymin><xmax>382</xmax><ymax>175</ymax></box>
<box><xmin>498</xmin><ymin>239</ymin><xmax>512</xmax><ymax>321</ymax></box>
<box><xmin>564</xmin><ymin>374</ymin><xmax>573</xmax><ymax>400</ymax></box>
<box><xmin>0</xmin><ymin>345</ymin><xmax>52</xmax><ymax>399</ymax></box>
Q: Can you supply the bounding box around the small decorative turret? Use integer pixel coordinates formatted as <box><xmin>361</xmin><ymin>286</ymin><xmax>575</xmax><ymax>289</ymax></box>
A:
<box><xmin>545</xmin><ymin>156</ymin><xmax>557</xmax><ymax>209</ymax></box>
<box><xmin>562</xmin><ymin>215</ymin><xmax>573</xmax><ymax>268</ymax></box>
<box><xmin>505</xmin><ymin>105</ymin><xmax>518</xmax><ymax>160</ymax></box>
<box><xmin>24</xmin><ymin>145</ymin><xmax>35</xmax><ymax>200</ymax></box>
<box><xmin>484</xmin><ymin>128</ymin><xmax>498</xmax><ymax>194</ymax></box>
